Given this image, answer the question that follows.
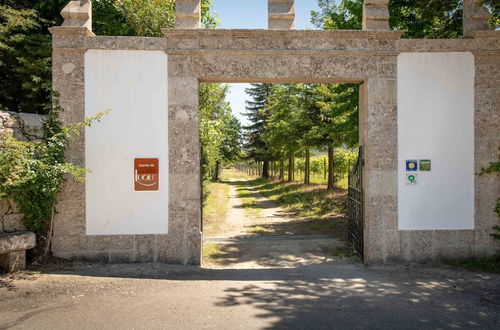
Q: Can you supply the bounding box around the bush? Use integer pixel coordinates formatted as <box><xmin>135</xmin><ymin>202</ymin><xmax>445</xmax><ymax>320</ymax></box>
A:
<box><xmin>0</xmin><ymin>98</ymin><xmax>106</xmax><ymax>234</ymax></box>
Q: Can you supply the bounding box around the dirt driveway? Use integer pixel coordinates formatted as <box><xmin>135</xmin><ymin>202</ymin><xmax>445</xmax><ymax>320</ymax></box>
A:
<box><xmin>1</xmin><ymin>262</ymin><xmax>499</xmax><ymax>329</ymax></box>
<box><xmin>203</xmin><ymin>172</ymin><xmax>348</xmax><ymax>268</ymax></box>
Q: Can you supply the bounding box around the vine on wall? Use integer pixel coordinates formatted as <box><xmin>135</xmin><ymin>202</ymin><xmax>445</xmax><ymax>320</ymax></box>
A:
<box><xmin>0</xmin><ymin>95</ymin><xmax>106</xmax><ymax>236</ymax></box>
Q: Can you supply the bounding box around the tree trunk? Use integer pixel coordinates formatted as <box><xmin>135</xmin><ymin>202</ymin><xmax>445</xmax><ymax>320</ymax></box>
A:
<box><xmin>304</xmin><ymin>149</ymin><xmax>310</xmax><ymax>185</ymax></box>
<box><xmin>213</xmin><ymin>160</ymin><xmax>220</xmax><ymax>181</ymax></box>
<box><xmin>262</xmin><ymin>160</ymin><xmax>270</xmax><ymax>178</ymax></box>
<box><xmin>279</xmin><ymin>160</ymin><xmax>284</xmax><ymax>181</ymax></box>
<box><xmin>288</xmin><ymin>153</ymin><xmax>293</xmax><ymax>182</ymax></box>
<box><xmin>327</xmin><ymin>147</ymin><xmax>335</xmax><ymax>191</ymax></box>
<box><xmin>323</xmin><ymin>157</ymin><xmax>327</xmax><ymax>180</ymax></box>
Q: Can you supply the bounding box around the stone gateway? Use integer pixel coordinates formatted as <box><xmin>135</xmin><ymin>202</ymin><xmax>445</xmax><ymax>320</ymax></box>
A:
<box><xmin>49</xmin><ymin>0</ymin><xmax>499</xmax><ymax>264</ymax></box>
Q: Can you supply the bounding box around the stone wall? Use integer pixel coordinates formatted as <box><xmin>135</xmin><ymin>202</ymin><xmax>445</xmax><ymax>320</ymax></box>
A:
<box><xmin>49</xmin><ymin>27</ymin><xmax>499</xmax><ymax>264</ymax></box>
<box><xmin>48</xmin><ymin>10</ymin><xmax>500</xmax><ymax>264</ymax></box>
<box><xmin>0</xmin><ymin>111</ymin><xmax>46</xmax><ymax>141</ymax></box>
<box><xmin>0</xmin><ymin>111</ymin><xmax>46</xmax><ymax>234</ymax></box>
<box><xmin>0</xmin><ymin>200</ymin><xmax>24</xmax><ymax>234</ymax></box>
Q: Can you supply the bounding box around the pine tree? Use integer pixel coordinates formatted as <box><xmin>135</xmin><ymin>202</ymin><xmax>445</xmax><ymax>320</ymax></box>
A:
<box><xmin>243</xmin><ymin>83</ymin><xmax>273</xmax><ymax>178</ymax></box>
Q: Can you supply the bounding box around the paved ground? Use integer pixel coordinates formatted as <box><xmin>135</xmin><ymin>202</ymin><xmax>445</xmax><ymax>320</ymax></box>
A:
<box><xmin>1</xmin><ymin>262</ymin><xmax>499</xmax><ymax>329</ymax></box>
<box><xmin>2</xmin><ymin>174</ymin><xmax>498</xmax><ymax>329</ymax></box>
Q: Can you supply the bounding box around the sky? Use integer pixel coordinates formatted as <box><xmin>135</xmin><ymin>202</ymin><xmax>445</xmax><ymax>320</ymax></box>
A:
<box><xmin>211</xmin><ymin>0</ymin><xmax>321</xmax><ymax>126</ymax></box>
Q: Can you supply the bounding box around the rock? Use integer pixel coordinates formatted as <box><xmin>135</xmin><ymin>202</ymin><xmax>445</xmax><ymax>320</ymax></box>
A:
<box><xmin>3</xmin><ymin>214</ymin><xmax>26</xmax><ymax>232</ymax></box>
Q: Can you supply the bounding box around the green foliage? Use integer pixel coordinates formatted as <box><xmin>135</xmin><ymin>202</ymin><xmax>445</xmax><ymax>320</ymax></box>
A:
<box><xmin>110</xmin><ymin>0</ymin><xmax>176</xmax><ymax>37</ymax></box>
<box><xmin>235</xmin><ymin>173</ymin><xmax>346</xmax><ymax>218</ymax></box>
<box><xmin>0</xmin><ymin>3</ymin><xmax>58</xmax><ymax>114</ymax></box>
<box><xmin>389</xmin><ymin>0</ymin><xmax>463</xmax><ymax>39</ymax></box>
<box><xmin>444</xmin><ymin>256</ymin><xmax>500</xmax><ymax>273</ymax></box>
<box><xmin>264</xmin><ymin>84</ymin><xmax>304</xmax><ymax>160</ymax></box>
<box><xmin>0</xmin><ymin>0</ymin><xmax>217</xmax><ymax>115</ymax></box>
<box><xmin>93</xmin><ymin>0</ymin><xmax>218</xmax><ymax>36</ymax></box>
<box><xmin>0</xmin><ymin>98</ymin><xmax>107</xmax><ymax>234</ymax></box>
<box><xmin>243</xmin><ymin>84</ymin><xmax>274</xmax><ymax>162</ymax></box>
<box><xmin>200</xmin><ymin>83</ymin><xmax>241</xmax><ymax>181</ymax></box>
<box><xmin>312</xmin><ymin>0</ymin><xmax>498</xmax><ymax>38</ymax></box>
<box><xmin>256</xmin><ymin>83</ymin><xmax>357</xmax><ymax>188</ymax></box>
<box><xmin>312</xmin><ymin>84</ymin><xmax>359</xmax><ymax>149</ymax></box>
<box><xmin>483</xmin><ymin>0</ymin><xmax>500</xmax><ymax>28</ymax></box>
<box><xmin>311</xmin><ymin>0</ymin><xmax>362</xmax><ymax>30</ymax></box>
<box><xmin>92</xmin><ymin>0</ymin><xmax>133</xmax><ymax>36</ymax></box>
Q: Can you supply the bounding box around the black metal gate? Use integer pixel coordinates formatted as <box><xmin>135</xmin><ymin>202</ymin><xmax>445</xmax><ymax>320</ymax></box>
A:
<box><xmin>348</xmin><ymin>146</ymin><xmax>364</xmax><ymax>259</ymax></box>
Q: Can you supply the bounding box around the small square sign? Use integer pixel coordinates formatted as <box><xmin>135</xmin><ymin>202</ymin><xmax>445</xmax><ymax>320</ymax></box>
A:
<box><xmin>134</xmin><ymin>158</ymin><xmax>159</xmax><ymax>191</ymax></box>
<box><xmin>406</xmin><ymin>160</ymin><xmax>418</xmax><ymax>171</ymax></box>
<box><xmin>419</xmin><ymin>159</ymin><xmax>431</xmax><ymax>171</ymax></box>
<box><xmin>406</xmin><ymin>173</ymin><xmax>417</xmax><ymax>185</ymax></box>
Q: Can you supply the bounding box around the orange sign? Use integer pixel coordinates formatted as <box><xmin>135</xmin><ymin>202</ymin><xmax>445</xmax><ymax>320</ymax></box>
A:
<box><xmin>134</xmin><ymin>158</ymin><xmax>159</xmax><ymax>191</ymax></box>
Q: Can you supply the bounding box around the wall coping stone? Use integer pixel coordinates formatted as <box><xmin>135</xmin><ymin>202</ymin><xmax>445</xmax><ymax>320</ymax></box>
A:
<box><xmin>50</xmin><ymin>26</ymin><xmax>94</xmax><ymax>36</ymax></box>
<box><xmin>162</xmin><ymin>29</ymin><xmax>403</xmax><ymax>40</ymax></box>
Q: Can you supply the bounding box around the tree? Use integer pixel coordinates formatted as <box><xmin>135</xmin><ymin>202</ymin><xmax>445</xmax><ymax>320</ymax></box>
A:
<box><xmin>296</xmin><ymin>83</ymin><xmax>359</xmax><ymax>191</ymax></box>
<box><xmin>0</xmin><ymin>1</ymin><xmax>67</xmax><ymax>114</ymax></box>
<box><xmin>0</xmin><ymin>0</ymin><xmax>218</xmax><ymax>115</ymax></box>
<box><xmin>243</xmin><ymin>83</ymin><xmax>274</xmax><ymax>178</ymax></box>
<box><xmin>312</xmin><ymin>0</ymin><xmax>498</xmax><ymax>39</ymax></box>
<box><xmin>264</xmin><ymin>84</ymin><xmax>304</xmax><ymax>182</ymax></box>
<box><xmin>199</xmin><ymin>83</ymin><xmax>241</xmax><ymax>182</ymax></box>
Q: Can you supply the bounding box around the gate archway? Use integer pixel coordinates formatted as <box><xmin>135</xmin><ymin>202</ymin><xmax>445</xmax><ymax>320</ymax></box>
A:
<box><xmin>49</xmin><ymin>0</ymin><xmax>499</xmax><ymax>265</ymax></box>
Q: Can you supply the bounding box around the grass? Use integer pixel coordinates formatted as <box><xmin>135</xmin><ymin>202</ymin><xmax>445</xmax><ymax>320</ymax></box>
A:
<box><xmin>331</xmin><ymin>246</ymin><xmax>356</xmax><ymax>259</ymax></box>
<box><xmin>250</xmin><ymin>225</ymin><xmax>272</xmax><ymax>236</ymax></box>
<box><xmin>223</xmin><ymin>170</ymin><xmax>262</xmax><ymax>218</ymax></box>
<box><xmin>444</xmin><ymin>255</ymin><xmax>500</xmax><ymax>273</ymax></box>
<box><xmin>202</xmin><ymin>174</ymin><xmax>231</xmax><ymax>236</ymax></box>
<box><xmin>231</xmin><ymin>170</ymin><xmax>347</xmax><ymax>219</ymax></box>
<box><xmin>203</xmin><ymin>242</ymin><xmax>222</xmax><ymax>259</ymax></box>
<box><xmin>293</xmin><ymin>173</ymin><xmax>349</xmax><ymax>189</ymax></box>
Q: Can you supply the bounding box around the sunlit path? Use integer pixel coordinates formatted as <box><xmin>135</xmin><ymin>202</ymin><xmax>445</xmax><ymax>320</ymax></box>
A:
<box><xmin>203</xmin><ymin>169</ymin><xmax>351</xmax><ymax>269</ymax></box>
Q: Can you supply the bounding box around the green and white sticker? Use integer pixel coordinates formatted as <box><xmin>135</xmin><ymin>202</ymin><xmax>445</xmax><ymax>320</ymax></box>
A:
<box><xmin>406</xmin><ymin>173</ymin><xmax>417</xmax><ymax>185</ymax></box>
<box><xmin>419</xmin><ymin>159</ymin><xmax>431</xmax><ymax>171</ymax></box>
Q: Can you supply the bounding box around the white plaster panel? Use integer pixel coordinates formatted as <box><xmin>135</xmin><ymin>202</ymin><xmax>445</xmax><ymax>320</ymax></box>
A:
<box><xmin>397</xmin><ymin>52</ymin><xmax>474</xmax><ymax>230</ymax></box>
<box><xmin>85</xmin><ymin>50</ymin><xmax>168</xmax><ymax>235</ymax></box>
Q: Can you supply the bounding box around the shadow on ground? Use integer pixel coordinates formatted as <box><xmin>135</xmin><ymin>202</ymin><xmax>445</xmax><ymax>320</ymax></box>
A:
<box><xmin>2</xmin><ymin>262</ymin><xmax>499</xmax><ymax>329</ymax></box>
<box><xmin>222</xmin><ymin>178</ymin><xmax>348</xmax><ymax>238</ymax></box>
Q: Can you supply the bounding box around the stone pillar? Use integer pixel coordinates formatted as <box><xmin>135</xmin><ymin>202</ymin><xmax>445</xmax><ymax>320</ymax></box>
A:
<box><xmin>268</xmin><ymin>0</ymin><xmax>295</xmax><ymax>30</ymax></box>
<box><xmin>463</xmin><ymin>0</ymin><xmax>492</xmax><ymax>36</ymax></box>
<box><xmin>164</xmin><ymin>55</ymin><xmax>202</xmax><ymax>265</ymax></box>
<box><xmin>473</xmin><ymin>35</ymin><xmax>500</xmax><ymax>256</ymax></box>
<box><xmin>60</xmin><ymin>0</ymin><xmax>92</xmax><ymax>30</ymax></box>
<box><xmin>49</xmin><ymin>1</ymin><xmax>93</xmax><ymax>257</ymax></box>
<box><xmin>0</xmin><ymin>251</ymin><xmax>25</xmax><ymax>272</ymax></box>
<box><xmin>176</xmin><ymin>0</ymin><xmax>201</xmax><ymax>29</ymax></box>
<box><xmin>360</xmin><ymin>60</ymin><xmax>399</xmax><ymax>263</ymax></box>
<box><xmin>363</xmin><ymin>0</ymin><xmax>390</xmax><ymax>30</ymax></box>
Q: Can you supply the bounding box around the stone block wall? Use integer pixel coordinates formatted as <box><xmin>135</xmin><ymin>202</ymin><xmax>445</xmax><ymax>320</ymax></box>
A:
<box><xmin>0</xmin><ymin>111</ymin><xmax>46</xmax><ymax>235</ymax></box>
<box><xmin>0</xmin><ymin>200</ymin><xmax>25</xmax><ymax>234</ymax></box>
<box><xmin>0</xmin><ymin>111</ymin><xmax>46</xmax><ymax>141</ymax></box>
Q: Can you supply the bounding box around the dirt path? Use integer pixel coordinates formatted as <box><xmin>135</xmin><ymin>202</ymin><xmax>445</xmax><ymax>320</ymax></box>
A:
<box><xmin>204</xmin><ymin>179</ymin><xmax>248</xmax><ymax>238</ymax></box>
<box><xmin>205</xmin><ymin>176</ymin><xmax>294</xmax><ymax>238</ymax></box>
<box><xmin>203</xmin><ymin>172</ymin><xmax>349</xmax><ymax>269</ymax></box>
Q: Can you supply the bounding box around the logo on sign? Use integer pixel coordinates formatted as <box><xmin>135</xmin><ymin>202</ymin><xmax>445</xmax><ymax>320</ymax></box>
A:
<box><xmin>134</xmin><ymin>158</ymin><xmax>159</xmax><ymax>191</ymax></box>
<box><xmin>406</xmin><ymin>173</ymin><xmax>417</xmax><ymax>185</ymax></box>
<box><xmin>406</xmin><ymin>160</ymin><xmax>418</xmax><ymax>171</ymax></box>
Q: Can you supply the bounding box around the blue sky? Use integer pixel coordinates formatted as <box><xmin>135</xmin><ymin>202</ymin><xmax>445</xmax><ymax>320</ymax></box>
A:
<box><xmin>211</xmin><ymin>0</ymin><xmax>321</xmax><ymax>126</ymax></box>
<box><xmin>213</xmin><ymin>0</ymin><xmax>320</xmax><ymax>30</ymax></box>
